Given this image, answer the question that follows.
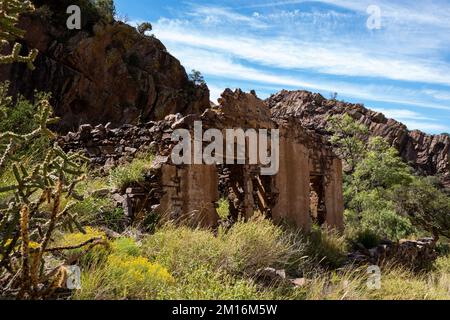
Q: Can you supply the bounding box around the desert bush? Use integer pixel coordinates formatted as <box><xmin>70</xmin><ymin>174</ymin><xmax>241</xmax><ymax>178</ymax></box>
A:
<box><xmin>345</xmin><ymin>190</ymin><xmax>415</xmax><ymax>241</ymax></box>
<box><xmin>75</xmin><ymin>255</ymin><xmax>174</xmax><ymax>300</ymax></box>
<box><xmin>394</xmin><ymin>177</ymin><xmax>450</xmax><ymax>241</ymax></box>
<box><xmin>72</xmin><ymin>236</ymin><xmax>173</xmax><ymax>300</ymax></box>
<box><xmin>351</xmin><ymin>137</ymin><xmax>413</xmax><ymax>191</ymax></box>
<box><xmin>216</xmin><ymin>198</ymin><xmax>230</xmax><ymax>220</ymax></box>
<box><xmin>55</xmin><ymin>227</ymin><xmax>110</xmax><ymax>267</ymax></box>
<box><xmin>105</xmin><ymin>255</ymin><xmax>173</xmax><ymax>299</ymax></box>
<box><xmin>345</xmin><ymin>226</ymin><xmax>382</xmax><ymax>249</ymax></box>
<box><xmin>111</xmin><ymin>237</ymin><xmax>140</xmax><ymax>257</ymax></box>
<box><xmin>0</xmin><ymin>84</ymin><xmax>51</xmax><ymax>162</ymax></box>
<box><xmin>142</xmin><ymin>215</ymin><xmax>307</xmax><ymax>277</ymax></box>
<box><xmin>76</xmin><ymin>231</ymin><xmax>269</xmax><ymax>300</ymax></box>
<box><xmin>223</xmin><ymin>215</ymin><xmax>304</xmax><ymax>275</ymax></box>
<box><xmin>137</xmin><ymin>22</ymin><xmax>152</xmax><ymax>35</ymax></box>
<box><xmin>108</xmin><ymin>153</ymin><xmax>154</xmax><ymax>192</ymax></box>
<box><xmin>141</xmin><ymin>224</ymin><xmax>224</xmax><ymax>275</ymax></box>
<box><xmin>305</xmin><ymin>225</ymin><xmax>348</xmax><ymax>269</ymax></box>
<box><xmin>159</xmin><ymin>265</ymin><xmax>271</xmax><ymax>300</ymax></box>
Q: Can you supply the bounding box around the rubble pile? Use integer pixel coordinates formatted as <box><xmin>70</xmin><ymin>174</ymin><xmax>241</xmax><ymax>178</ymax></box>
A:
<box><xmin>348</xmin><ymin>238</ymin><xmax>438</xmax><ymax>270</ymax></box>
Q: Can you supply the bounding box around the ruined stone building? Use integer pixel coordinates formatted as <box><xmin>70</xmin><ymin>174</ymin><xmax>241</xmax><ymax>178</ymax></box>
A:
<box><xmin>155</xmin><ymin>89</ymin><xmax>344</xmax><ymax>231</ymax></box>
<box><xmin>60</xmin><ymin>89</ymin><xmax>344</xmax><ymax>231</ymax></box>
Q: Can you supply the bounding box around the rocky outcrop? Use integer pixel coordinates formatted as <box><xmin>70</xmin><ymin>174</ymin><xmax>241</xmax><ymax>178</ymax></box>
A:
<box><xmin>267</xmin><ymin>90</ymin><xmax>450</xmax><ymax>188</ymax></box>
<box><xmin>348</xmin><ymin>238</ymin><xmax>437</xmax><ymax>271</ymax></box>
<box><xmin>0</xmin><ymin>0</ymin><xmax>209</xmax><ymax>132</ymax></box>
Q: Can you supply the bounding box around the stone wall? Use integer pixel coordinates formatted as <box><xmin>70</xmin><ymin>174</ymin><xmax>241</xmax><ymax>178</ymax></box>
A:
<box><xmin>158</xmin><ymin>164</ymin><xmax>220</xmax><ymax>228</ymax></box>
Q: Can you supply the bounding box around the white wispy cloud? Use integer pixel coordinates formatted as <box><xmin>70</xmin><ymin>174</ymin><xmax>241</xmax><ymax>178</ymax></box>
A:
<box><xmin>372</xmin><ymin>108</ymin><xmax>450</xmax><ymax>132</ymax></box>
<box><xmin>165</xmin><ymin>44</ymin><xmax>450</xmax><ymax>112</ymax></box>
<box><xmin>153</xmin><ymin>15</ymin><xmax>450</xmax><ymax>86</ymax></box>
<box><xmin>134</xmin><ymin>1</ymin><xmax>450</xmax><ymax>133</ymax></box>
<box><xmin>397</xmin><ymin>121</ymin><xmax>449</xmax><ymax>133</ymax></box>
<box><xmin>187</xmin><ymin>5</ymin><xmax>269</xmax><ymax>28</ymax></box>
<box><xmin>243</xmin><ymin>0</ymin><xmax>450</xmax><ymax>29</ymax></box>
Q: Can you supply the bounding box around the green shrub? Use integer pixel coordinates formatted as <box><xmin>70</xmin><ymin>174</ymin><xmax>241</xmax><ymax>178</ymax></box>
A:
<box><xmin>111</xmin><ymin>237</ymin><xmax>140</xmax><ymax>257</ymax></box>
<box><xmin>0</xmin><ymin>86</ymin><xmax>52</xmax><ymax>159</ymax></box>
<box><xmin>216</xmin><ymin>198</ymin><xmax>230</xmax><ymax>220</ymax></box>
<box><xmin>345</xmin><ymin>189</ymin><xmax>416</xmax><ymax>241</ymax></box>
<box><xmin>159</xmin><ymin>265</ymin><xmax>271</xmax><ymax>300</ymax></box>
<box><xmin>346</xmin><ymin>227</ymin><xmax>382</xmax><ymax>249</ymax></box>
<box><xmin>75</xmin><ymin>254</ymin><xmax>174</xmax><ymax>300</ymax></box>
<box><xmin>223</xmin><ymin>215</ymin><xmax>303</xmax><ymax>275</ymax></box>
<box><xmin>56</xmin><ymin>227</ymin><xmax>110</xmax><ymax>267</ymax></box>
<box><xmin>141</xmin><ymin>224</ymin><xmax>225</xmax><ymax>275</ymax></box>
<box><xmin>306</xmin><ymin>225</ymin><xmax>348</xmax><ymax>269</ymax></box>
<box><xmin>109</xmin><ymin>153</ymin><xmax>154</xmax><ymax>192</ymax></box>
<box><xmin>141</xmin><ymin>215</ymin><xmax>307</xmax><ymax>277</ymax></box>
<box><xmin>393</xmin><ymin>177</ymin><xmax>450</xmax><ymax>241</ymax></box>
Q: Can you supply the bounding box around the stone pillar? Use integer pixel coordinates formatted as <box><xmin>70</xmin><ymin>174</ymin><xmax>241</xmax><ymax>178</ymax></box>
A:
<box><xmin>272</xmin><ymin>137</ymin><xmax>312</xmax><ymax>231</ymax></box>
<box><xmin>324</xmin><ymin>159</ymin><xmax>344</xmax><ymax>231</ymax></box>
<box><xmin>159</xmin><ymin>164</ymin><xmax>220</xmax><ymax>228</ymax></box>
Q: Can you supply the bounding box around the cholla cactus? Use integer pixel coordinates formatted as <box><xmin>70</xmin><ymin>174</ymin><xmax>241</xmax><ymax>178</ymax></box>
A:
<box><xmin>0</xmin><ymin>0</ymin><xmax>107</xmax><ymax>299</ymax></box>
<box><xmin>0</xmin><ymin>0</ymin><xmax>38</xmax><ymax>69</ymax></box>
<box><xmin>0</xmin><ymin>100</ymin><xmax>108</xmax><ymax>299</ymax></box>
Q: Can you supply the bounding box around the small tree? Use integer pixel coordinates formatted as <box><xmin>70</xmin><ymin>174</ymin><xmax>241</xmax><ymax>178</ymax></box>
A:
<box><xmin>137</xmin><ymin>22</ymin><xmax>152</xmax><ymax>35</ymax></box>
<box><xmin>394</xmin><ymin>178</ymin><xmax>450</xmax><ymax>242</ymax></box>
<box><xmin>327</xmin><ymin>114</ymin><xmax>369</xmax><ymax>173</ymax></box>
<box><xmin>189</xmin><ymin>69</ymin><xmax>206</xmax><ymax>86</ymax></box>
<box><xmin>344</xmin><ymin>137</ymin><xmax>416</xmax><ymax>241</ymax></box>
<box><xmin>352</xmin><ymin>137</ymin><xmax>413</xmax><ymax>191</ymax></box>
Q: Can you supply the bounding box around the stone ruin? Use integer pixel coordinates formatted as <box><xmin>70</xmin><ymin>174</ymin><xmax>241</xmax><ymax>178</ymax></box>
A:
<box><xmin>59</xmin><ymin>89</ymin><xmax>344</xmax><ymax>231</ymax></box>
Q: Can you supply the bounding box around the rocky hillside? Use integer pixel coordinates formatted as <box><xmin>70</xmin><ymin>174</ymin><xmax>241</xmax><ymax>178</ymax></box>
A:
<box><xmin>267</xmin><ymin>90</ymin><xmax>450</xmax><ymax>188</ymax></box>
<box><xmin>0</xmin><ymin>0</ymin><xmax>209</xmax><ymax>132</ymax></box>
<box><xmin>1</xmin><ymin>0</ymin><xmax>448</xmax><ymax>187</ymax></box>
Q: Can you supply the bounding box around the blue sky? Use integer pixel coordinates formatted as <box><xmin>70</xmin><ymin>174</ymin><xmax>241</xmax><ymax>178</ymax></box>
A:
<box><xmin>115</xmin><ymin>0</ymin><xmax>450</xmax><ymax>134</ymax></box>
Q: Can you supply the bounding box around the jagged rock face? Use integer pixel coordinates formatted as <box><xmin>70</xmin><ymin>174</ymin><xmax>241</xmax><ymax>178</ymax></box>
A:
<box><xmin>0</xmin><ymin>5</ymin><xmax>209</xmax><ymax>132</ymax></box>
<box><xmin>267</xmin><ymin>90</ymin><xmax>450</xmax><ymax>188</ymax></box>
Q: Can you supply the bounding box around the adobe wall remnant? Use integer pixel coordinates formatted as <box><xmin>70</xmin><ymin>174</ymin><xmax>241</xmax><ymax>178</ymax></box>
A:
<box><xmin>59</xmin><ymin>89</ymin><xmax>344</xmax><ymax>231</ymax></box>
